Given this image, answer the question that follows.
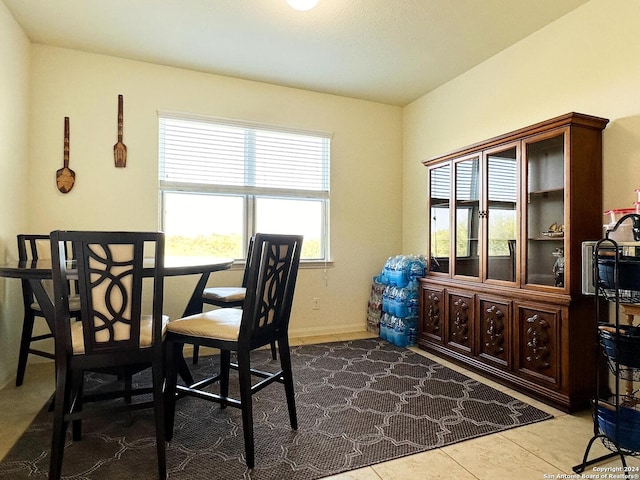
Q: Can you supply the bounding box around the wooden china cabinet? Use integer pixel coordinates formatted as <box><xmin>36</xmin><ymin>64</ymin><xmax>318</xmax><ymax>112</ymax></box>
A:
<box><xmin>418</xmin><ymin>112</ymin><xmax>609</xmax><ymax>412</ymax></box>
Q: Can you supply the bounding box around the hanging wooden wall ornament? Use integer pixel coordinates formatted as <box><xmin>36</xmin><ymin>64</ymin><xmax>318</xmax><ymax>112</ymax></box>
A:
<box><xmin>56</xmin><ymin>117</ymin><xmax>75</xmax><ymax>193</ymax></box>
<box><xmin>114</xmin><ymin>94</ymin><xmax>127</xmax><ymax>167</ymax></box>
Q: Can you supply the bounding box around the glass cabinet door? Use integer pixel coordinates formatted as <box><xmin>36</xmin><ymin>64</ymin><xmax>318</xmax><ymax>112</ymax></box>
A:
<box><xmin>485</xmin><ymin>145</ymin><xmax>518</xmax><ymax>283</ymax></box>
<box><xmin>454</xmin><ymin>156</ymin><xmax>480</xmax><ymax>279</ymax></box>
<box><xmin>524</xmin><ymin>132</ymin><xmax>566</xmax><ymax>288</ymax></box>
<box><xmin>429</xmin><ymin>163</ymin><xmax>451</xmax><ymax>274</ymax></box>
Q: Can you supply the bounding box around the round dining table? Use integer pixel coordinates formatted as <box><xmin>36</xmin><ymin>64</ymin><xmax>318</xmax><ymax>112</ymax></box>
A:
<box><xmin>0</xmin><ymin>255</ymin><xmax>234</xmax><ymax>325</ymax></box>
<box><xmin>0</xmin><ymin>255</ymin><xmax>234</xmax><ymax>383</ymax></box>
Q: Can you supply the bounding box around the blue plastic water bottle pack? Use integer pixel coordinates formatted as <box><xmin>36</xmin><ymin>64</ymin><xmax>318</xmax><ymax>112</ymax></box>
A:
<box><xmin>376</xmin><ymin>255</ymin><xmax>426</xmax><ymax>347</ymax></box>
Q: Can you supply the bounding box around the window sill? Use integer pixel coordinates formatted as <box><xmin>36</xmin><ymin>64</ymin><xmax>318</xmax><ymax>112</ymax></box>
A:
<box><xmin>229</xmin><ymin>259</ymin><xmax>333</xmax><ymax>271</ymax></box>
<box><xmin>300</xmin><ymin>260</ymin><xmax>334</xmax><ymax>269</ymax></box>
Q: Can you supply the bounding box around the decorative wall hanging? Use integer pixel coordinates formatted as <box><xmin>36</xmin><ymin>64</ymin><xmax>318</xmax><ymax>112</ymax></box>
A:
<box><xmin>56</xmin><ymin>116</ymin><xmax>75</xmax><ymax>193</ymax></box>
<box><xmin>114</xmin><ymin>94</ymin><xmax>127</xmax><ymax>167</ymax></box>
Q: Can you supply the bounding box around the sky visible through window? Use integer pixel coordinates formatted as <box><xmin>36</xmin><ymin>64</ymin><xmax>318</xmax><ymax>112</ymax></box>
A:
<box><xmin>165</xmin><ymin>193</ymin><xmax>322</xmax><ymax>240</ymax></box>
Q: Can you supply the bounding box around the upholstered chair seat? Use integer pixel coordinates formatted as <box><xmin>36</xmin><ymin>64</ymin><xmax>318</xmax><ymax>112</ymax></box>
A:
<box><xmin>168</xmin><ymin>309</ymin><xmax>241</xmax><ymax>342</ymax></box>
<box><xmin>202</xmin><ymin>286</ymin><xmax>246</xmax><ymax>303</ymax></box>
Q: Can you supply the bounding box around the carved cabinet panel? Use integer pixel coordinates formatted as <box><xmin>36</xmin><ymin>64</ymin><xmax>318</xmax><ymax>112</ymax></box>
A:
<box><xmin>515</xmin><ymin>304</ymin><xmax>559</xmax><ymax>386</ymax></box>
<box><xmin>419</xmin><ymin>285</ymin><xmax>443</xmax><ymax>342</ymax></box>
<box><xmin>446</xmin><ymin>292</ymin><xmax>473</xmax><ymax>354</ymax></box>
<box><xmin>477</xmin><ymin>296</ymin><xmax>511</xmax><ymax>368</ymax></box>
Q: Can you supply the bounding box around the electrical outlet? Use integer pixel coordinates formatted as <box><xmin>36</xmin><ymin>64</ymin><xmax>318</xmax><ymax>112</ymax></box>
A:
<box><xmin>312</xmin><ymin>298</ymin><xmax>320</xmax><ymax>310</ymax></box>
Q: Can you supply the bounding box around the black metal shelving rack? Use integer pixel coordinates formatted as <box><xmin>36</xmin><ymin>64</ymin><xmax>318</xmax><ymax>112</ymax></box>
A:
<box><xmin>574</xmin><ymin>214</ymin><xmax>640</xmax><ymax>473</ymax></box>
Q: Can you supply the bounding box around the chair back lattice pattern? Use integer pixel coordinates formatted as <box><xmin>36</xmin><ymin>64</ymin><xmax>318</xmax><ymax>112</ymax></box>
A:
<box><xmin>240</xmin><ymin>234</ymin><xmax>302</xmax><ymax>347</ymax></box>
<box><xmin>51</xmin><ymin>231</ymin><xmax>165</xmax><ymax>356</ymax></box>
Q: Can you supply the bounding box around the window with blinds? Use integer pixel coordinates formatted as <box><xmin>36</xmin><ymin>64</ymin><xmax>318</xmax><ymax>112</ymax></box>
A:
<box><xmin>158</xmin><ymin>112</ymin><xmax>331</xmax><ymax>261</ymax></box>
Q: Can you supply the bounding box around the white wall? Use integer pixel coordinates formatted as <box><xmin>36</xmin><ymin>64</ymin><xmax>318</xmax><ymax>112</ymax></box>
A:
<box><xmin>0</xmin><ymin>1</ymin><xmax>30</xmax><ymax>386</ymax></box>
<box><xmin>403</xmin><ymin>0</ymin><xmax>640</xmax><ymax>253</ymax></box>
<box><xmin>26</xmin><ymin>46</ymin><xmax>403</xmax><ymax>341</ymax></box>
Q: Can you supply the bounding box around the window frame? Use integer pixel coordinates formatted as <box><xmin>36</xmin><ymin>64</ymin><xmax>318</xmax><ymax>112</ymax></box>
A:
<box><xmin>158</xmin><ymin>111</ymin><xmax>331</xmax><ymax>262</ymax></box>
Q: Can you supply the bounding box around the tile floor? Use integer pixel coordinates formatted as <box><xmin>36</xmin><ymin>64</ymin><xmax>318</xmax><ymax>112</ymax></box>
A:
<box><xmin>1</xmin><ymin>331</ymin><xmax>638</xmax><ymax>480</ymax></box>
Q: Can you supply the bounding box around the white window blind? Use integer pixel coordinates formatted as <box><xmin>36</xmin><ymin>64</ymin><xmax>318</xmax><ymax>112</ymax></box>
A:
<box><xmin>159</xmin><ymin>113</ymin><xmax>330</xmax><ymax>197</ymax></box>
<box><xmin>431</xmin><ymin>159</ymin><xmax>517</xmax><ymax>204</ymax></box>
<box><xmin>487</xmin><ymin>157</ymin><xmax>517</xmax><ymax>203</ymax></box>
<box><xmin>158</xmin><ymin>111</ymin><xmax>331</xmax><ymax>261</ymax></box>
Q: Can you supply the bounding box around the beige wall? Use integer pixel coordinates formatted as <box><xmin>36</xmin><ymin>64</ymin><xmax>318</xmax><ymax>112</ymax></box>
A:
<box><xmin>0</xmin><ymin>22</ymin><xmax>403</xmax><ymax>388</ymax></box>
<box><xmin>0</xmin><ymin>2</ymin><xmax>31</xmax><ymax>386</ymax></box>
<box><xmin>403</xmin><ymin>0</ymin><xmax>640</xmax><ymax>253</ymax></box>
<box><xmin>25</xmin><ymin>46</ymin><xmax>403</xmax><ymax>350</ymax></box>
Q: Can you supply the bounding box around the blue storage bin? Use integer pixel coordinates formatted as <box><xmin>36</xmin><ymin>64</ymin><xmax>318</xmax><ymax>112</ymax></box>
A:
<box><xmin>598</xmin><ymin>325</ymin><xmax>640</xmax><ymax>368</ymax></box>
<box><xmin>597</xmin><ymin>403</ymin><xmax>640</xmax><ymax>451</ymax></box>
<box><xmin>597</xmin><ymin>256</ymin><xmax>640</xmax><ymax>291</ymax></box>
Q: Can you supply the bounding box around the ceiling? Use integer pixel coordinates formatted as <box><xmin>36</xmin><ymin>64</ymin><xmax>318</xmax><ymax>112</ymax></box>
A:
<box><xmin>3</xmin><ymin>0</ymin><xmax>590</xmax><ymax>106</ymax></box>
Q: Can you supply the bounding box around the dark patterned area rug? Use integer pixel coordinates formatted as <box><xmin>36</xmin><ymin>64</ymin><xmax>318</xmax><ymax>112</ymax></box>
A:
<box><xmin>0</xmin><ymin>338</ymin><xmax>552</xmax><ymax>479</ymax></box>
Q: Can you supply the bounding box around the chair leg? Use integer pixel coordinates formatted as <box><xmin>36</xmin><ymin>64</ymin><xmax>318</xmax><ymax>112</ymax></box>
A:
<box><xmin>175</xmin><ymin>343</ymin><xmax>195</xmax><ymax>386</ymax></box>
<box><xmin>49</xmin><ymin>364</ymin><xmax>72</xmax><ymax>480</ymax></box>
<box><xmin>124</xmin><ymin>372</ymin><xmax>133</xmax><ymax>404</ymax></box>
<box><xmin>123</xmin><ymin>371</ymin><xmax>134</xmax><ymax>427</ymax></box>
<box><xmin>192</xmin><ymin>344</ymin><xmax>200</xmax><ymax>364</ymax></box>
<box><xmin>220</xmin><ymin>350</ymin><xmax>230</xmax><ymax>409</ymax></box>
<box><xmin>152</xmin><ymin>360</ymin><xmax>167</xmax><ymax>479</ymax></box>
<box><xmin>71</xmin><ymin>370</ymin><xmax>84</xmax><ymax>441</ymax></box>
<box><xmin>16</xmin><ymin>311</ymin><xmax>37</xmax><ymax>386</ymax></box>
<box><xmin>278</xmin><ymin>337</ymin><xmax>298</xmax><ymax>430</ymax></box>
<box><xmin>270</xmin><ymin>341</ymin><xmax>277</xmax><ymax>360</ymax></box>
<box><xmin>237</xmin><ymin>349</ymin><xmax>255</xmax><ymax>468</ymax></box>
<box><xmin>164</xmin><ymin>341</ymin><xmax>180</xmax><ymax>442</ymax></box>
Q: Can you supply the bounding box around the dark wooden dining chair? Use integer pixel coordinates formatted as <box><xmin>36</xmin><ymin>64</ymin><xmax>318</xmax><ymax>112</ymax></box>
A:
<box><xmin>48</xmin><ymin>231</ymin><xmax>167</xmax><ymax>480</ymax></box>
<box><xmin>196</xmin><ymin>236</ymin><xmax>277</xmax><ymax>363</ymax></box>
<box><xmin>165</xmin><ymin>233</ymin><xmax>302</xmax><ymax>468</ymax></box>
<box><xmin>15</xmin><ymin>234</ymin><xmax>81</xmax><ymax>386</ymax></box>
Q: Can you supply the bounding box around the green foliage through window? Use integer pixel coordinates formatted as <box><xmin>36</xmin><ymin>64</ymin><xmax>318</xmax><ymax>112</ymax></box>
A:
<box><xmin>167</xmin><ymin>234</ymin><xmax>320</xmax><ymax>260</ymax></box>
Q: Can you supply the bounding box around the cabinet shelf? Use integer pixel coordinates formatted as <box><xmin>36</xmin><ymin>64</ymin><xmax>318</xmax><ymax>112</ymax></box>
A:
<box><xmin>529</xmin><ymin>187</ymin><xmax>564</xmax><ymax>197</ymax></box>
<box><xmin>529</xmin><ymin>237</ymin><xmax>565</xmax><ymax>241</ymax></box>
